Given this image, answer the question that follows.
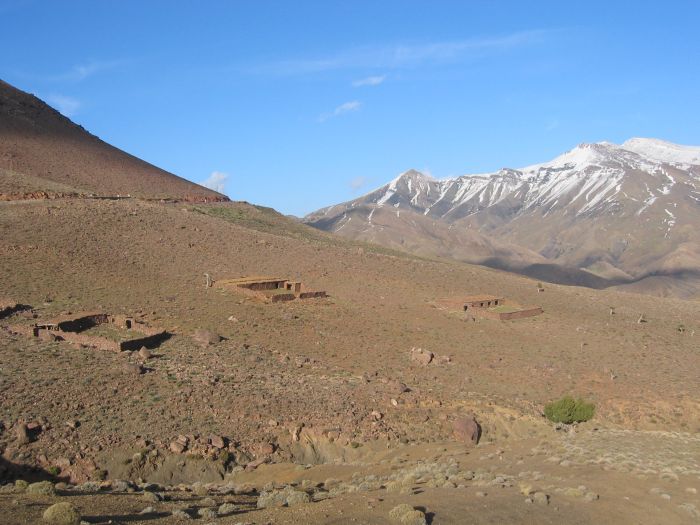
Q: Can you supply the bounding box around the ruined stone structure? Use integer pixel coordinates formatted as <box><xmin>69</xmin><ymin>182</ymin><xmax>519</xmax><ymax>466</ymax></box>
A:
<box><xmin>461</xmin><ymin>295</ymin><xmax>504</xmax><ymax>310</ymax></box>
<box><xmin>215</xmin><ymin>276</ymin><xmax>327</xmax><ymax>303</ymax></box>
<box><xmin>7</xmin><ymin>311</ymin><xmax>169</xmax><ymax>352</ymax></box>
<box><xmin>436</xmin><ymin>295</ymin><xmax>543</xmax><ymax>321</ymax></box>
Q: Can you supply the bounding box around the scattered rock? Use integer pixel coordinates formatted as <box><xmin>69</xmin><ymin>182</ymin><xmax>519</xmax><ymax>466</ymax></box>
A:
<box><xmin>388</xmin><ymin>380</ymin><xmax>410</xmax><ymax>395</ymax></box>
<box><xmin>290</xmin><ymin>424</ymin><xmax>303</xmax><ymax>442</ymax></box>
<box><xmin>42</xmin><ymin>502</ymin><xmax>80</xmax><ymax>525</ymax></box>
<box><xmin>15</xmin><ymin>423</ymin><xmax>31</xmax><ymax>445</ymax></box>
<box><xmin>210</xmin><ymin>435</ymin><xmax>225</xmax><ymax>449</ymax></box>
<box><xmin>138</xmin><ymin>347</ymin><xmax>152</xmax><ymax>359</ymax></box>
<box><xmin>171</xmin><ymin>509</ymin><xmax>192</xmax><ymax>520</ymax></box>
<box><xmin>111</xmin><ymin>479</ymin><xmax>132</xmax><ymax>492</ymax></box>
<box><xmin>584</xmin><ymin>491</ymin><xmax>599</xmax><ymax>502</ymax></box>
<box><xmin>533</xmin><ymin>491</ymin><xmax>549</xmax><ymax>505</ymax></box>
<box><xmin>191</xmin><ymin>482</ymin><xmax>209</xmax><ymax>496</ymax></box>
<box><xmin>197</xmin><ymin>507</ymin><xmax>218</xmax><ymax>519</ymax></box>
<box><xmin>218</xmin><ymin>502</ymin><xmax>237</xmax><ymax>516</ymax></box>
<box><xmin>27</xmin><ymin>481</ymin><xmax>56</xmax><ymax>495</ymax></box>
<box><xmin>140</xmin><ymin>506</ymin><xmax>156</xmax><ymax>515</ymax></box>
<box><xmin>257</xmin><ymin>486</ymin><xmax>310</xmax><ymax>508</ymax></box>
<box><xmin>245</xmin><ymin>456</ymin><xmax>269</xmax><ymax>472</ymax></box>
<box><xmin>259</xmin><ymin>442</ymin><xmax>275</xmax><ymax>455</ymax></box>
<box><xmin>142</xmin><ymin>491</ymin><xmax>161</xmax><ymax>503</ymax></box>
<box><xmin>452</xmin><ymin>415</ymin><xmax>481</xmax><ymax>445</ymax></box>
<box><xmin>123</xmin><ymin>363</ymin><xmax>144</xmax><ymax>375</ymax></box>
<box><xmin>15</xmin><ymin>479</ymin><xmax>29</xmax><ymax>492</ymax></box>
<box><xmin>410</xmin><ymin>347</ymin><xmax>434</xmax><ymax>366</ymax></box>
<box><xmin>389</xmin><ymin>504</ymin><xmax>427</xmax><ymax>525</ymax></box>
<box><xmin>170</xmin><ymin>441</ymin><xmax>186</xmax><ymax>454</ymax></box>
<box><xmin>193</xmin><ymin>329</ymin><xmax>221</xmax><ymax>347</ymax></box>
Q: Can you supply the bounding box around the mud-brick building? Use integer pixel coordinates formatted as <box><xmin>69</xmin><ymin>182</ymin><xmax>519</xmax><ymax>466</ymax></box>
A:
<box><xmin>462</xmin><ymin>295</ymin><xmax>504</xmax><ymax>311</ymax></box>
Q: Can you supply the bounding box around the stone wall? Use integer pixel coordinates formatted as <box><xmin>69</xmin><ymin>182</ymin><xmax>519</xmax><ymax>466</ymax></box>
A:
<box><xmin>243</xmin><ymin>281</ymin><xmax>286</xmax><ymax>291</ymax></box>
<box><xmin>6</xmin><ymin>312</ymin><xmax>169</xmax><ymax>352</ymax></box>
<box><xmin>299</xmin><ymin>291</ymin><xmax>328</xmax><ymax>300</ymax></box>
<box><xmin>271</xmin><ymin>293</ymin><xmax>296</xmax><ymax>303</ymax></box>
<box><xmin>473</xmin><ymin>306</ymin><xmax>543</xmax><ymax>321</ymax></box>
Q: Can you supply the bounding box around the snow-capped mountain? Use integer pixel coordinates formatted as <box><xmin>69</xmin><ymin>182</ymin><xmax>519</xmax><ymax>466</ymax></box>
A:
<box><xmin>306</xmin><ymin>138</ymin><xmax>700</xmax><ymax>297</ymax></box>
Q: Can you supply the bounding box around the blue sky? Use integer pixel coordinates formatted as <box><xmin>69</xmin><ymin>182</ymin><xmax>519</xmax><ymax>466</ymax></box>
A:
<box><xmin>2</xmin><ymin>1</ymin><xmax>699</xmax><ymax>216</ymax></box>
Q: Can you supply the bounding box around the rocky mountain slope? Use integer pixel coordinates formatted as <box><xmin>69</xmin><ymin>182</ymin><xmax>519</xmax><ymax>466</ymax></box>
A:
<box><xmin>306</xmin><ymin>139</ymin><xmax>700</xmax><ymax>297</ymax></box>
<box><xmin>0</xmin><ymin>79</ymin><xmax>227</xmax><ymax>201</ymax></box>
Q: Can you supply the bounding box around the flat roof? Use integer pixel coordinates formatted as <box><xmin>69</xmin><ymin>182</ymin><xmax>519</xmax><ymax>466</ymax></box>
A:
<box><xmin>217</xmin><ymin>276</ymin><xmax>288</xmax><ymax>286</ymax></box>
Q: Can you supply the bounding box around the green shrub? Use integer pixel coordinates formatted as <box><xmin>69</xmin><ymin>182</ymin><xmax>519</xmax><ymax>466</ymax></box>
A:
<box><xmin>544</xmin><ymin>396</ymin><xmax>595</xmax><ymax>424</ymax></box>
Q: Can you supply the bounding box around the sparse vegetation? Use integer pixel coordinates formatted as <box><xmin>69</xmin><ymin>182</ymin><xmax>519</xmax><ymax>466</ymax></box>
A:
<box><xmin>544</xmin><ymin>396</ymin><xmax>595</xmax><ymax>424</ymax></box>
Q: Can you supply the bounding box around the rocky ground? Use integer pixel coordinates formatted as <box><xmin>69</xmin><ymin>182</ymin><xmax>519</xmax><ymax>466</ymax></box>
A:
<box><xmin>1</xmin><ymin>198</ymin><xmax>699</xmax><ymax>523</ymax></box>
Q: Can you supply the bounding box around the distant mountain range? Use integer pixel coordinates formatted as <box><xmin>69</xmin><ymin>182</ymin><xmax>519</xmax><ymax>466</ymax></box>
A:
<box><xmin>0</xmin><ymin>79</ymin><xmax>226</xmax><ymax>201</ymax></box>
<box><xmin>305</xmin><ymin>138</ymin><xmax>700</xmax><ymax>298</ymax></box>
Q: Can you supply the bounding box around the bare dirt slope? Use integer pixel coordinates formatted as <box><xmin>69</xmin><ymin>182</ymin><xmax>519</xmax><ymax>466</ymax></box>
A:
<box><xmin>1</xmin><ymin>198</ymin><xmax>699</xmax><ymax>523</ymax></box>
<box><xmin>0</xmin><ymin>79</ymin><xmax>226</xmax><ymax>201</ymax></box>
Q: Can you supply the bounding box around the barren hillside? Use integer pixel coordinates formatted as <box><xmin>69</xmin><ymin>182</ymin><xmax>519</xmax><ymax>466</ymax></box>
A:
<box><xmin>1</xmin><ymin>196</ymin><xmax>699</xmax><ymax>523</ymax></box>
<box><xmin>0</xmin><ymin>80</ymin><xmax>227</xmax><ymax>201</ymax></box>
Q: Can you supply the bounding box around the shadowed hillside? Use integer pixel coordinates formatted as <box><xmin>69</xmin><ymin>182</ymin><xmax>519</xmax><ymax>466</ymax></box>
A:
<box><xmin>0</xmin><ymin>79</ymin><xmax>227</xmax><ymax>201</ymax></box>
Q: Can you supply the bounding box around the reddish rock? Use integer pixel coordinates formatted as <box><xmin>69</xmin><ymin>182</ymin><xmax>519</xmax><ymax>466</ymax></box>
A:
<box><xmin>453</xmin><ymin>415</ymin><xmax>481</xmax><ymax>445</ymax></box>
<box><xmin>210</xmin><ymin>435</ymin><xmax>225</xmax><ymax>449</ymax></box>
<box><xmin>259</xmin><ymin>442</ymin><xmax>275</xmax><ymax>455</ymax></box>
<box><xmin>170</xmin><ymin>441</ymin><xmax>186</xmax><ymax>454</ymax></box>
<box><xmin>244</xmin><ymin>456</ymin><xmax>269</xmax><ymax>472</ymax></box>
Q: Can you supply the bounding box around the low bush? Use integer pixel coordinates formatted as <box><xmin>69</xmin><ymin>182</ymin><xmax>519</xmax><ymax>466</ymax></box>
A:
<box><xmin>544</xmin><ymin>396</ymin><xmax>595</xmax><ymax>424</ymax></box>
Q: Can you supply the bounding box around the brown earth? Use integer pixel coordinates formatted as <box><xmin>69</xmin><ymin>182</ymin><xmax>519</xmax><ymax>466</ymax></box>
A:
<box><xmin>1</xmin><ymin>197</ymin><xmax>699</xmax><ymax>523</ymax></box>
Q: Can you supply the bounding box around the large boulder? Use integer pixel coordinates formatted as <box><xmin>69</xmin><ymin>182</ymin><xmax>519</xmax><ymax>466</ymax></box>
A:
<box><xmin>389</xmin><ymin>504</ymin><xmax>427</xmax><ymax>525</ymax></box>
<box><xmin>27</xmin><ymin>481</ymin><xmax>56</xmax><ymax>495</ymax></box>
<box><xmin>452</xmin><ymin>415</ymin><xmax>481</xmax><ymax>445</ymax></box>
<box><xmin>42</xmin><ymin>502</ymin><xmax>81</xmax><ymax>525</ymax></box>
<box><xmin>192</xmin><ymin>329</ymin><xmax>221</xmax><ymax>347</ymax></box>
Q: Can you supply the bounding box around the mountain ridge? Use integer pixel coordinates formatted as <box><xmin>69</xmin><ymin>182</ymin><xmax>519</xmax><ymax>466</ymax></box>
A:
<box><xmin>306</xmin><ymin>138</ymin><xmax>700</xmax><ymax>298</ymax></box>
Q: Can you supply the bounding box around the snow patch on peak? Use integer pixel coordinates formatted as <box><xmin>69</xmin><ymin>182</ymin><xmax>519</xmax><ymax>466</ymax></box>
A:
<box><xmin>622</xmin><ymin>137</ymin><xmax>700</xmax><ymax>166</ymax></box>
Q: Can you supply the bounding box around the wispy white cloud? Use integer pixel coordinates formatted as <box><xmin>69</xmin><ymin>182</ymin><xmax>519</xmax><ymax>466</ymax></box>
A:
<box><xmin>251</xmin><ymin>30</ymin><xmax>549</xmax><ymax>75</ymax></box>
<box><xmin>53</xmin><ymin>60</ymin><xmax>126</xmax><ymax>82</ymax></box>
<box><xmin>45</xmin><ymin>94</ymin><xmax>81</xmax><ymax>117</ymax></box>
<box><xmin>349</xmin><ymin>176</ymin><xmax>369</xmax><ymax>190</ymax></box>
<box><xmin>200</xmin><ymin>171</ymin><xmax>229</xmax><ymax>194</ymax></box>
<box><xmin>318</xmin><ymin>100</ymin><xmax>362</xmax><ymax>123</ymax></box>
<box><xmin>352</xmin><ymin>75</ymin><xmax>386</xmax><ymax>87</ymax></box>
<box><xmin>545</xmin><ymin>118</ymin><xmax>560</xmax><ymax>131</ymax></box>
